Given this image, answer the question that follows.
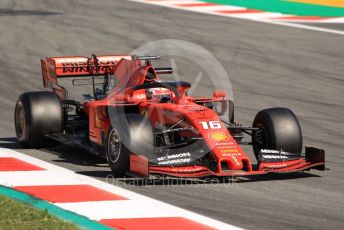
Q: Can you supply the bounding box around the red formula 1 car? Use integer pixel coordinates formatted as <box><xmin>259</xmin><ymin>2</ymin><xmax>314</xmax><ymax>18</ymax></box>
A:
<box><xmin>14</xmin><ymin>54</ymin><xmax>325</xmax><ymax>178</ymax></box>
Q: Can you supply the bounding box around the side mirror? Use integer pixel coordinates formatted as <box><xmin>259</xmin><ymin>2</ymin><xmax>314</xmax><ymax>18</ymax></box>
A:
<box><xmin>212</xmin><ymin>90</ymin><xmax>227</xmax><ymax>116</ymax></box>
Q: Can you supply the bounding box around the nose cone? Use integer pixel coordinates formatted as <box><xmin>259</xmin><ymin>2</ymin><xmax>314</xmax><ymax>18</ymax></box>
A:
<box><xmin>187</xmin><ymin>109</ymin><xmax>252</xmax><ymax>173</ymax></box>
<box><xmin>196</xmin><ymin>122</ymin><xmax>251</xmax><ymax>172</ymax></box>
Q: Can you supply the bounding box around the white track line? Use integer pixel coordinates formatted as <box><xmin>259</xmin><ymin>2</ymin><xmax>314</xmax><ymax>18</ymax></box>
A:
<box><xmin>0</xmin><ymin>148</ymin><xmax>241</xmax><ymax>230</ymax></box>
<box><xmin>262</xmin><ymin>20</ymin><xmax>344</xmax><ymax>35</ymax></box>
<box><xmin>56</xmin><ymin>200</ymin><xmax>181</xmax><ymax>220</ymax></box>
<box><xmin>218</xmin><ymin>12</ymin><xmax>283</xmax><ymax>20</ymax></box>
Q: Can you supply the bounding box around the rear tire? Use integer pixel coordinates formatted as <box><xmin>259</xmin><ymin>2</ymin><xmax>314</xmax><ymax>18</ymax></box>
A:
<box><xmin>14</xmin><ymin>91</ymin><xmax>63</xmax><ymax>148</ymax></box>
<box><xmin>252</xmin><ymin>107</ymin><xmax>302</xmax><ymax>159</ymax></box>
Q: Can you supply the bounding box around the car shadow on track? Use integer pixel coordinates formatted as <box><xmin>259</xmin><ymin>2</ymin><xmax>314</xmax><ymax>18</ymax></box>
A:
<box><xmin>47</xmin><ymin>144</ymin><xmax>108</xmax><ymax>167</ymax></box>
<box><xmin>107</xmin><ymin>172</ymin><xmax>321</xmax><ymax>187</ymax></box>
<box><xmin>0</xmin><ymin>137</ymin><xmax>23</xmax><ymax>149</ymax></box>
<box><xmin>76</xmin><ymin>170</ymin><xmax>321</xmax><ymax>187</ymax></box>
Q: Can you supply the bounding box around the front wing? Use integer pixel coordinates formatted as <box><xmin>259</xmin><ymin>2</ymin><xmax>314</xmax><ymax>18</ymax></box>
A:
<box><xmin>131</xmin><ymin>147</ymin><xmax>325</xmax><ymax>178</ymax></box>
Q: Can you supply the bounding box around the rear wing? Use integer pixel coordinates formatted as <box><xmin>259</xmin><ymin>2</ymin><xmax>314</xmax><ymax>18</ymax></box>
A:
<box><xmin>41</xmin><ymin>54</ymin><xmax>172</xmax><ymax>100</ymax></box>
<box><xmin>41</xmin><ymin>55</ymin><xmax>132</xmax><ymax>88</ymax></box>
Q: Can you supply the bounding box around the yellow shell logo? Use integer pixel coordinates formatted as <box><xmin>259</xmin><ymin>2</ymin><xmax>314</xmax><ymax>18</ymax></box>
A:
<box><xmin>208</xmin><ymin>132</ymin><xmax>229</xmax><ymax>141</ymax></box>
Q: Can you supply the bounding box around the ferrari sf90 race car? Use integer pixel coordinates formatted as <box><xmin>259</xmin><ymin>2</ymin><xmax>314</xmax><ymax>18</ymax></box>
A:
<box><xmin>14</xmin><ymin>54</ymin><xmax>325</xmax><ymax>178</ymax></box>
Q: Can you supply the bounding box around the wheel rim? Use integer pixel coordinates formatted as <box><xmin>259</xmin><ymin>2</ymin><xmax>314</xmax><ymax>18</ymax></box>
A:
<box><xmin>107</xmin><ymin>128</ymin><xmax>121</xmax><ymax>163</ymax></box>
<box><xmin>15</xmin><ymin>102</ymin><xmax>25</xmax><ymax>139</ymax></box>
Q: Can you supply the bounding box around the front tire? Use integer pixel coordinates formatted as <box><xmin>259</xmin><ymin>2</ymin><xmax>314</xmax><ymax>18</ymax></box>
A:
<box><xmin>106</xmin><ymin>126</ymin><xmax>130</xmax><ymax>177</ymax></box>
<box><xmin>252</xmin><ymin>107</ymin><xmax>303</xmax><ymax>159</ymax></box>
<box><xmin>106</xmin><ymin>114</ymin><xmax>154</xmax><ymax>177</ymax></box>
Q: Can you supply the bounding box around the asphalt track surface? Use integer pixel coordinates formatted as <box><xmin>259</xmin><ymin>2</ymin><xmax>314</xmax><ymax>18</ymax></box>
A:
<box><xmin>0</xmin><ymin>0</ymin><xmax>344</xmax><ymax>229</ymax></box>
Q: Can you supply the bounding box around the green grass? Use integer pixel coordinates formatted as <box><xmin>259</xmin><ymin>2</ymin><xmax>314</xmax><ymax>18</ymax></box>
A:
<box><xmin>0</xmin><ymin>195</ymin><xmax>80</xmax><ymax>230</ymax></box>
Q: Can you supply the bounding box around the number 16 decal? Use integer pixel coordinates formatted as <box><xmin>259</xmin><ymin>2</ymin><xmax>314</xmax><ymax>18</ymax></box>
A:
<box><xmin>199</xmin><ymin>121</ymin><xmax>222</xmax><ymax>129</ymax></box>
